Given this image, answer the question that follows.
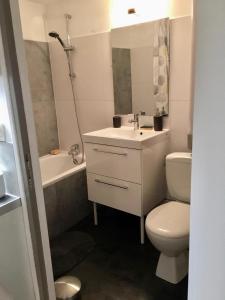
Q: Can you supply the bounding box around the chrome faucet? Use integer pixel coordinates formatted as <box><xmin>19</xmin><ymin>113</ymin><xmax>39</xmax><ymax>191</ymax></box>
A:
<box><xmin>68</xmin><ymin>144</ymin><xmax>80</xmax><ymax>164</ymax></box>
<box><xmin>128</xmin><ymin>113</ymin><xmax>139</xmax><ymax>130</ymax></box>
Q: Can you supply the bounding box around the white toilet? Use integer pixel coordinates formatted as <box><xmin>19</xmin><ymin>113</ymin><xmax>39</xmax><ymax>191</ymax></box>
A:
<box><xmin>145</xmin><ymin>152</ymin><xmax>191</xmax><ymax>284</ymax></box>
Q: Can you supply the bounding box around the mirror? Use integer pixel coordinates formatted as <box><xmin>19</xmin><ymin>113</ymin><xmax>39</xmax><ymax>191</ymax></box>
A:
<box><xmin>111</xmin><ymin>18</ymin><xmax>169</xmax><ymax>116</ymax></box>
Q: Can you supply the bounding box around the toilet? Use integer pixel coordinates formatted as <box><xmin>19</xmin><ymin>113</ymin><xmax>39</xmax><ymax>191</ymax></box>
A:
<box><xmin>145</xmin><ymin>152</ymin><xmax>191</xmax><ymax>284</ymax></box>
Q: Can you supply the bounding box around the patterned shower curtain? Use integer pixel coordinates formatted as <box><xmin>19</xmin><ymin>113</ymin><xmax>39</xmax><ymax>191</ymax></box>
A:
<box><xmin>153</xmin><ymin>18</ymin><xmax>170</xmax><ymax>115</ymax></box>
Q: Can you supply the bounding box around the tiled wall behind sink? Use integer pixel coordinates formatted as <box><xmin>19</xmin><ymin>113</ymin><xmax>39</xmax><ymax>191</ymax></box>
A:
<box><xmin>46</xmin><ymin>8</ymin><xmax>192</xmax><ymax>153</ymax></box>
<box><xmin>166</xmin><ymin>17</ymin><xmax>193</xmax><ymax>152</ymax></box>
<box><xmin>49</xmin><ymin>32</ymin><xmax>114</xmax><ymax>150</ymax></box>
<box><xmin>25</xmin><ymin>40</ymin><xmax>59</xmax><ymax>156</ymax></box>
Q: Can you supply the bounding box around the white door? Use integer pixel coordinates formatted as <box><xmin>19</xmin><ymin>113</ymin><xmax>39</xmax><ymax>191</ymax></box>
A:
<box><xmin>0</xmin><ymin>1</ymin><xmax>55</xmax><ymax>299</ymax></box>
<box><xmin>189</xmin><ymin>0</ymin><xmax>225</xmax><ymax>299</ymax></box>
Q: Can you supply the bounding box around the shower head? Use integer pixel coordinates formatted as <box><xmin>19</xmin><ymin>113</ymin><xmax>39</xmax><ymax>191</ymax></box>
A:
<box><xmin>48</xmin><ymin>31</ymin><xmax>59</xmax><ymax>38</ymax></box>
<box><xmin>48</xmin><ymin>31</ymin><xmax>66</xmax><ymax>48</ymax></box>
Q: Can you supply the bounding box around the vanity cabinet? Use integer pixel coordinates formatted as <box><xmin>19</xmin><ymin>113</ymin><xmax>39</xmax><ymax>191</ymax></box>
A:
<box><xmin>85</xmin><ymin>143</ymin><xmax>142</xmax><ymax>183</ymax></box>
<box><xmin>84</xmin><ymin>128</ymin><xmax>170</xmax><ymax>244</ymax></box>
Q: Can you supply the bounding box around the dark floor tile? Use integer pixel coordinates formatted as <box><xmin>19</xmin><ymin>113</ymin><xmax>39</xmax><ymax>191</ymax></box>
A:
<box><xmin>65</xmin><ymin>207</ymin><xmax>188</xmax><ymax>300</ymax></box>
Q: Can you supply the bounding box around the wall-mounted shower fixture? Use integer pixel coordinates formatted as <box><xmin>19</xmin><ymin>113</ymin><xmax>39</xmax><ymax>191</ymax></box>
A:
<box><xmin>68</xmin><ymin>144</ymin><xmax>80</xmax><ymax>165</ymax></box>
<box><xmin>48</xmin><ymin>14</ymin><xmax>84</xmax><ymax>165</ymax></box>
<box><xmin>48</xmin><ymin>30</ymin><xmax>75</xmax><ymax>78</ymax></box>
<box><xmin>65</xmin><ymin>14</ymin><xmax>72</xmax><ymax>47</ymax></box>
<box><xmin>48</xmin><ymin>31</ymin><xmax>74</xmax><ymax>52</ymax></box>
<box><xmin>48</xmin><ymin>31</ymin><xmax>66</xmax><ymax>48</ymax></box>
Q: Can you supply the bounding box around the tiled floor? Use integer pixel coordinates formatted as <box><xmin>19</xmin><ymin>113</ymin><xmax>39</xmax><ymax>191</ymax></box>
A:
<box><xmin>68</xmin><ymin>207</ymin><xmax>188</xmax><ymax>300</ymax></box>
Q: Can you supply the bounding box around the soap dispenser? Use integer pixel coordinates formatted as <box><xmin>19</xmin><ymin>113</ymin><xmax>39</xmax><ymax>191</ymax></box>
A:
<box><xmin>153</xmin><ymin>108</ymin><xmax>163</xmax><ymax>131</ymax></box>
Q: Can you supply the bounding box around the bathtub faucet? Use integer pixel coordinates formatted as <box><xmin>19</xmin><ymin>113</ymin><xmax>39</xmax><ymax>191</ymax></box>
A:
<box><xmin>68</xmin><ymin>144</ymin><xmax>80</xmax><ymax>165</ymax></box>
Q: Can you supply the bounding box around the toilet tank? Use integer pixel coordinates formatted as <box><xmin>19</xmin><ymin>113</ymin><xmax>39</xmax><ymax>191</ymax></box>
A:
<box><xmin>166</xmin><ymin>153</ymin><xmax>192</xmax><ymax>203</ymax></box>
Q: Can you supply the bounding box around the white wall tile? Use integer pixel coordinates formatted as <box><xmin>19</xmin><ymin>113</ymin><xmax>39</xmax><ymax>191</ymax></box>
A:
<box><xmin>111</xmin><ymin>23</ymin><xmax>154</xmax><ymax>49</ymax></box>
<box><xmin>55</xmin><ymin>99</ymin><xmax>114</xmax><ymax>149</ymax></box>
<box><xmin>46</xmin><ymin>0</ymin><xmax>111</xmax><ymax>40</ymax></box>
<box><xmin>76</xmin><ymin>100</ymin><xmax>114</xmax><ymax>133</ymax></box>
<box><xmin>170</xmin><ymin>130</ymin><xmax>189</xmax><ymax>152</ymax></box>
<box><xmin>168</xmin><ymin>100</ymin><xmax>191</xmax><ymax>151</ymax></box>
<box><xmin>168</xmin><ymin>16</ymin><xmax>193</xmax><ymax>153</ymax></box>
<box><xmin>73</xmin><ymin>33</ymin><xmax>114</xmax><ymax>101</ymax></box>
<box><xmin>19</xmin><ymin>0</ymin><xmax>47</xmax><ymax>42</ymax></box>
<box><xmin>49</xmin><ymin>32</ymin><xmax>114</xmax><ymax>102</ymax></box>
<box><xmin>54</xmin><ymin>100</ymin><xmax>81</xmax><ymax>150</ymax></box>
<box><xmin>169</xmin><ymin>100</ymin><xmax>191</xmax><ymax>132</ymax></box>
<box><xmin>169</xmin><ymin>17</ymin><xmax>192</xmax><ymax>101</ymax></box>
<box><xmin>50</xmin><ymin>33</ymin><xmax>114</xmax><ymax>149</ymax></box>
<box><xmin>50</xmin><ymin>32</ymin><xmax>115</xmax><ymax>149</ymax></box>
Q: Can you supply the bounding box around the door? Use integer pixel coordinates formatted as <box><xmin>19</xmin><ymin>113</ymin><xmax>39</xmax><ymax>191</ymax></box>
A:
<box><xmin>0</xmin><ymin>0</ymin><xmax>55</xmax><ymax>299</ymax></box>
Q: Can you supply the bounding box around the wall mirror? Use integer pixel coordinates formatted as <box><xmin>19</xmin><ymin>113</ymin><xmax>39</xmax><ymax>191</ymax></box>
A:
<box><xmin>111</xmin><ymin>18</ymin><xmax>170</xmax><ymax>116</ymax></box>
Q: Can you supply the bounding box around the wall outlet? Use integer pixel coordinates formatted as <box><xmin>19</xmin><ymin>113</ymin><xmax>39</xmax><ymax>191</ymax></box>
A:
<box><xmin>0</xmin><ymin>124</ymin><xmax>5</xmax><ymax>142</ymax></box>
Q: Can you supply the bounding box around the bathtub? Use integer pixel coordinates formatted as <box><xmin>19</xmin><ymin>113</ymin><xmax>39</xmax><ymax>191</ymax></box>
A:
<box><xmin>40</xmin><ymin>152</ymin><xmax>90</xmax><ymax>239</ymax></box>
<box><xmin>40</xmin><ymin>151</ymin><xmax>86</xmax><ymax>188</ymax></box>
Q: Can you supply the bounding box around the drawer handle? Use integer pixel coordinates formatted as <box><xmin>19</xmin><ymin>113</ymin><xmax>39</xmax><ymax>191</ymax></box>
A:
<box><xmin>93</xmin><ymin>148</ymin><xmax>127</xmax><ymax>156</ymax></box>
<box><xmin>95</xmin><ymin>179</ymin><xmax>128</xmax><ymax>190</ymax></box>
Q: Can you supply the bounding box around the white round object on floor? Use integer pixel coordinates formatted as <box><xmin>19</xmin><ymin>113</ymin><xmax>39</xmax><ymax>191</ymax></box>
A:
<box><xmin>55</xmin><ymin>276</ymin><xmax>81</xmax><ymax>299</ymax></box>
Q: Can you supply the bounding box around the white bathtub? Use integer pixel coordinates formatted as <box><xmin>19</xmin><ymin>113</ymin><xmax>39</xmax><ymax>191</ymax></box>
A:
<box><xmin>40</xmin><ymin>152</ymin><xmax>86</xmax><ymax>188</ymax></box>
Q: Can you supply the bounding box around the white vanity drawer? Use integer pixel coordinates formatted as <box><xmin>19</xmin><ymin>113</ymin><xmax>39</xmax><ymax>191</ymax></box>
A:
<box><xmin>85</xmin><ymin>143</ymin><xmax>142</xmax><ymax>184</ymax></box>
<box><xmin>87</xmin><ymin>173</ymin><xmax>142</xmax><ymax>216</ymax></box>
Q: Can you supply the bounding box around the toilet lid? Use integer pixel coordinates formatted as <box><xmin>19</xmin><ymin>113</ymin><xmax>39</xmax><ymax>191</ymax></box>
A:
<box><xmin>146</xmin><ymin>201</ymin><xmax>190</xmax><ymax>239</ymax></box>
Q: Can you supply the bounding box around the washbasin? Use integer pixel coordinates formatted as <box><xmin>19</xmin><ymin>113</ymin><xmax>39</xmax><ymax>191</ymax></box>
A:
<box><xmin>83</xmin><ymin>126</ymin><xmax>170</xmax><ymax>149</ymax></box>
<box><xmin>91</xmin><ymin>127</ymin><xmax>153</xmax><ymax>139</ymax></box>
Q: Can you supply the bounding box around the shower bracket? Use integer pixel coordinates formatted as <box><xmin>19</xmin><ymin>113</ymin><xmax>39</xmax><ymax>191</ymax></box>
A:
<box><xmin>64</xmin><ymin>45</ymin><xmax>75</xmax><ymax>52</ymax></box>
<box><xmin>69</xmin><ymin>72</ymin><xmax>76</xmax><ymax>79</ymax></box>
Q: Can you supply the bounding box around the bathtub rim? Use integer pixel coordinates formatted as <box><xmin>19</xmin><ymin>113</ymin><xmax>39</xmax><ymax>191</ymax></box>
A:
<box><xmin>40</xmin><ymin>153</ymin><xmax>86</xmax><ymax>188</ymax></box>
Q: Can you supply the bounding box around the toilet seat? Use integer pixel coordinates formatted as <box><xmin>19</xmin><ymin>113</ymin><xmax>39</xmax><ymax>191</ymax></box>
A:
<box><xmin>146</xmin><ymin>201</ymin><xmax>190</xmax><ymax>239</ymax></box>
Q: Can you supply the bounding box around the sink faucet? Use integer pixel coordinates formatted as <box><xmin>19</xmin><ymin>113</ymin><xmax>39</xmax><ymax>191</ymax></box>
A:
<box><xmin>128</xmin><ymin>113</ymin><xmax>139</xmax><ymax>130</ymax></box>
<box><xmin>68</xmin><ymin>144</ymin><xmax>80</xmax><ymax>164</ymax></box>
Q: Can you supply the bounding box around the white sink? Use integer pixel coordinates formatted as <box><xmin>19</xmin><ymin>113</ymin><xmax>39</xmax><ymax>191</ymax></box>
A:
<box><xmin>83</xmin><ymin>126</ymin><xmax>170</xmax><ymax>149</ymax></box>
